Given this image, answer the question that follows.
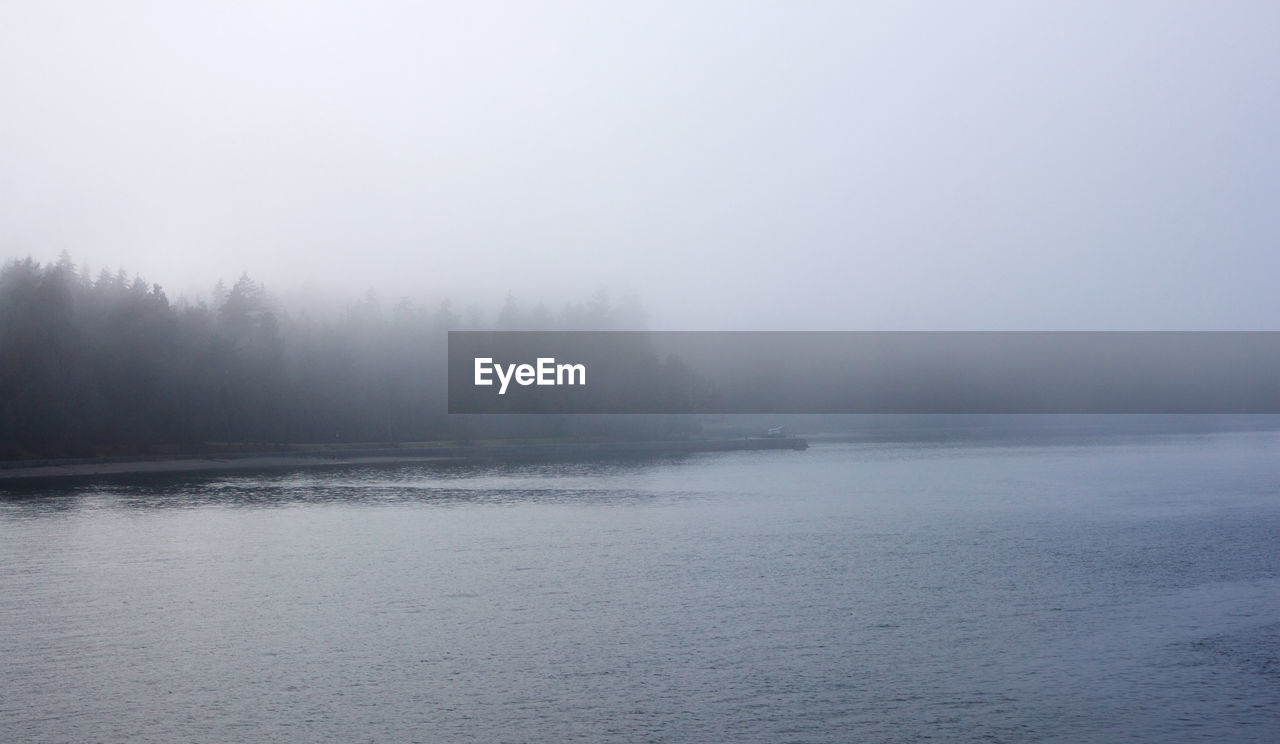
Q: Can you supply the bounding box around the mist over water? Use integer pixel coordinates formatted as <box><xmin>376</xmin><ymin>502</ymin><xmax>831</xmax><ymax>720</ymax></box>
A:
<box><xmin>3</xmin><ymin>3</ymin><xmax>1279</xmax><ymax>330</ymax></box>
<box><xmin>3</xmin><ymin>430</ymin><xmax>1276</xmax><ymax>742</ymax></box>
<box><xmin>3</xmin><ymin>3</ymin><xmax>1279</xmax><ymax>740</ymax></box>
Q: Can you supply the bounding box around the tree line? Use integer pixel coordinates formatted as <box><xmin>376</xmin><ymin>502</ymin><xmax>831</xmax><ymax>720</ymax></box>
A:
<box><xmin>0</xmin><ymin>254</ymin><xmax>693</xmax><ymax>460</ymax></box>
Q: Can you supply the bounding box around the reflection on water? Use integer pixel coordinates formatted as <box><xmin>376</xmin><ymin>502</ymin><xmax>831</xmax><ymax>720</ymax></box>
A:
<box><xmin>1</xmin><ymin>457</ymin><xmax>708</xmax><ymax>511</ymax></box>
<box><xmin>1</xmin><ymin>432</ymin><xmax>1277</xmax><ymax>743</ymax></box>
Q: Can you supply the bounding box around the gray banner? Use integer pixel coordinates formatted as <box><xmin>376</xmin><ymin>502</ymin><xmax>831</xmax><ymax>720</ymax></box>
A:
<box><xmin>448</xmin><ymin>332</ymin><xmax>1280</xmax><ymax>414</ymax></box>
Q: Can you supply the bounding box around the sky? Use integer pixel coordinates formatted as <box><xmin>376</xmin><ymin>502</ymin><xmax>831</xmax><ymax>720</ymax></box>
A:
<box><xmin>2</xmin><ymin>1</ymin><xmax>1278</xmax><ymax>329</ymax></box>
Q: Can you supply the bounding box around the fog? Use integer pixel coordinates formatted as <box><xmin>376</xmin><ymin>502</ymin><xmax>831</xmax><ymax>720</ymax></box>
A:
<box><xmin>3</xmin><ymin>2</ymin><xmax>1279</xmax><ymax>329</ymax></box>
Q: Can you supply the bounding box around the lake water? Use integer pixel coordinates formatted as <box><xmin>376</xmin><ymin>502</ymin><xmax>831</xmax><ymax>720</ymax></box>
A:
<box><xmin>2</xmin><ymin>431</ymin><xmax>1277</xmax><ymax>742</ymax></box>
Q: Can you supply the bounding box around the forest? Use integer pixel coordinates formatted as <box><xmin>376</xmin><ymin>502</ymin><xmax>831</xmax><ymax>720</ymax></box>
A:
<box><xmin>0</xmin><ymin>254</ymin><xmax>694</xmax><ymax>460</ymax></box>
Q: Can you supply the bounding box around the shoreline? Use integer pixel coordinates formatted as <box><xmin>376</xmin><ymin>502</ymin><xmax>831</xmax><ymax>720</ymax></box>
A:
<box><xmin>0</xmin><ymin>438</ymin><xmax>808</xmax><ymax>483</ymax></box>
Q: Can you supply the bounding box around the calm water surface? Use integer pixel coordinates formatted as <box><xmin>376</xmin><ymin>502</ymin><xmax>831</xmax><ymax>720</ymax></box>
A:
<box><xmin>2</xmin><ymin>432</ymin><xmax>1277</xmax><ymax>742</ymax></box>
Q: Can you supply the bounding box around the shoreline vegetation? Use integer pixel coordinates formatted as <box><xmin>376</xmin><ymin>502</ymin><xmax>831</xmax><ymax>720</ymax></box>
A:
<box><xmin>1</xmin><ymin>255</ymin><xmax>691</xmax><ymax>463</ymax></box>
<box><xmin>0</xmin><ymin>436</ymin><xmax>809</xmax><ymax>483</ymax></box>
